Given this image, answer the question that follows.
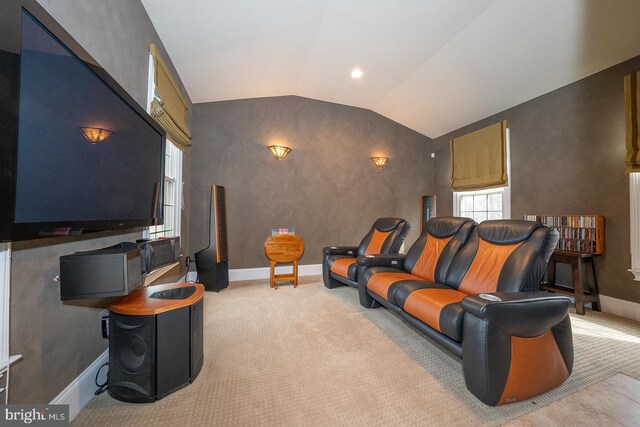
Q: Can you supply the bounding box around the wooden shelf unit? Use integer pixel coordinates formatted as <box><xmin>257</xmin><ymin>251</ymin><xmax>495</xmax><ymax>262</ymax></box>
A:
<box><xmin>541</xmin><ymin>251</ymin><xmax>601</xmax><ymax>315</ymax></box>
<box><xmin>524</xmin><ymin>215</ymin><xmax>605</xmax><ymax>254</ymax></box>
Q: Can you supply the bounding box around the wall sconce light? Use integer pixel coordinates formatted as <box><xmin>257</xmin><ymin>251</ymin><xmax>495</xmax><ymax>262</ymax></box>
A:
<box><xmin>79</xmin><ymin>127</ymin><xmax>112</xmax><ymax>144</ymax></box>
<box><xmin>371</xmin><ymin>156</ymin><xmax>389</xmax><ymax>169</ymax></box>
<box><xmin>268</xmin><ymin>145</ymin><xmax>292</xmax><ymax>159</ymax></box>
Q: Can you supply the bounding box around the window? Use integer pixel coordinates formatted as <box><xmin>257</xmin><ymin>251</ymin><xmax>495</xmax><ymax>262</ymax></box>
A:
<box><xmin>146</xmin><ymin>53</ymin><xmax>184</xmax><ymax>239</ymax></box>
<box><xmin>148</xmin><ymin>140</ymin><xmax>183</xmax><ymax>238</ymax></box>
<box><xmin>624</xmin><ymin>72</ymin><xmax>640</xmax><ymax>280</ymax></box>
<box><xmin>453</xmin><ymin>128</ymin><xmax>511</xmax><ymax>222</ymax></box>
<box><xmin>454</xmin><ymin>187</ymin><xmax>510</xmax><ymax>223</ymax></box>
<box><xmin>629</xmin><ymin>174</ymin><xmax>640</xmax><ymax>280</ymax></box>
<box><xmin>0</xmin><ymin>243</ymin><xmax>21</xmax><ymax>403</ymax></box>
<box><xmin>0</xmin><ymin>244</ymin><xmax>9</xmax><ymax>373</ymax></box>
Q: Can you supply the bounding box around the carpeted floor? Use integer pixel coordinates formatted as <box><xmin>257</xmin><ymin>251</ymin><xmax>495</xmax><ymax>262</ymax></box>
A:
<box><xmin>72</xmin><ymin>276</ymin><xmax>640</xmax><ymax>426</ymax></box>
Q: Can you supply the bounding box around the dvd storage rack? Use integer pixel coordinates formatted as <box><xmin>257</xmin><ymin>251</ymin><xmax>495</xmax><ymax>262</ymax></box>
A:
<box><xmin>523</xmin><ymin>215</ymin><xmax>604</xmax><ymax>254</ymax></box>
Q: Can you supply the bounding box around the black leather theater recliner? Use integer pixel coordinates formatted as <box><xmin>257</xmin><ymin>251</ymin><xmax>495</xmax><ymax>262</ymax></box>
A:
<box><xmin>358</xmin><ymin>218</ymin><xmax>572</xmax><ymax>406</ymax></box>
<box><xmin>358</xmin><ymin>216</ymin><xmax>475</xmax><ymax>312</ymax></box>
<box><xmin>322</xmin><ymin>217</ymin><xmax>410</xmax><ymax>289</ymax></box>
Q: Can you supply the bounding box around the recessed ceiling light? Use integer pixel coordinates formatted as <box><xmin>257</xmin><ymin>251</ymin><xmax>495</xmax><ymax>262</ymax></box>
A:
<box><xmin>351</xmin><ymin>68</ymin><xmax>364</xmax><ymax>79</ymax></box>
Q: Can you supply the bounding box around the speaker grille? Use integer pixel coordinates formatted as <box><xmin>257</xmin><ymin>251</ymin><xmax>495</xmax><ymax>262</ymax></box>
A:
<box><xmin>153</xmin><ymin>241</ymin><xmax>173</xmax><ymax>266</ymax></box>
<box><xmin>108</xmin><ymin>314</ymin><xmax>155</xmax><ymax>402</ymax></box>
<box><xmin>190</xmin><ymin>299</ymin><xmax>204</xmax><ymax>380</ymax></box>
<box><xmin>156</xmin><ymin>307</ymin><xmax>190</xmax><ymax>398</ymax></box>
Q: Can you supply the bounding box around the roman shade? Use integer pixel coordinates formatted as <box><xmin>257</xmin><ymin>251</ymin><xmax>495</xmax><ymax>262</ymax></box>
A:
<box><xmin>149</xmin><ymin>44</ymin><xmax>191</xmax><ymax>147</ymax></box>
<box><xmin>450</xmin><ymin>120</ymin><xmax>508</xmax><ymax>191</ymax></box>
<box><xmin>625</xmin><ymin>71</ymin><xmax>640</xmax><ymax>173</ymax></box>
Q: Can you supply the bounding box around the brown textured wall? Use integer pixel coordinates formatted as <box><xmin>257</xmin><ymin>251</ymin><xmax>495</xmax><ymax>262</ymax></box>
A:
<box><xmin>432</xmin><ymin>55</ymin><xmax>640</xmax><ymax>304</ymax></box>
<box><xmin>9</xmin><ymin>0</ymin><xmax>192</xmax><ymax>403</ymax></box>
<box><xmin>189</xmin><ymin>96</ymin><xmax>433</xmax><ymax>268</ymax></box>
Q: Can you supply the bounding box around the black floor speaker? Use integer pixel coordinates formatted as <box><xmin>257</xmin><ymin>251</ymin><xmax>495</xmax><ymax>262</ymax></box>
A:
<box><xmin>195</xmin><ymin>184</ymin><xmax>229</xmax><ymax>292</ymax></box>
<box><xmin>421</xmin><ymin>195</ymin><xmax>437</xmax><ymax>233</ymax></box>
<box><xmin>108</xmin><ymin>300</ymin><xmax>204</xmax><ymax>403</ymax></box>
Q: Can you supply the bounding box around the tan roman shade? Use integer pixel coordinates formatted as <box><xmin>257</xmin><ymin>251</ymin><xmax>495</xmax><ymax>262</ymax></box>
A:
<box><xmin>150</xmin><ymin>44</ymin><xmax>191</xmax><ymax>146</ymax></box>
<box><xmin>450</xmin><ymin>120</ymin><xmax>508</xmax><ymax>191</ymax></box>
<box><xmin>625</xmin><ymin>71</ymin><xmax>640</xmax><ymax>173</ymax></box>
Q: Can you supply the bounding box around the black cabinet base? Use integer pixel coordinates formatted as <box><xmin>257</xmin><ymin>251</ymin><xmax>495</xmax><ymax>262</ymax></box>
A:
<box><xmin>108</xmin><ymin>299</ymin><xmax>204</xmax><ymax>403</ymax></box>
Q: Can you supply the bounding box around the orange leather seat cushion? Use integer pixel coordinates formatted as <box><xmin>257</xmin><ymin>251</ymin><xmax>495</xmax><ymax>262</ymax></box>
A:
<box><xmin>403</xmin><ymin>288</ymin><xmax>468</xmax><ymax>333</ymax></box>
<box><xmin>367</xmin><ymin>272</ymin><xmax>424</xmax><ymax>301</ymax></box>
<box><xmin>330</xmin><ymin>257</ymin><xmax>357</xmax><ymax>280</ymax></box>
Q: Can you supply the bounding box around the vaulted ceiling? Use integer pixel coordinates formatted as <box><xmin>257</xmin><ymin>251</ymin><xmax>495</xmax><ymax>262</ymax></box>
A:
<box><xmin>141</xmin><ymin>0</ymin><xmax>640</xmax><ymax>138</ymax></box>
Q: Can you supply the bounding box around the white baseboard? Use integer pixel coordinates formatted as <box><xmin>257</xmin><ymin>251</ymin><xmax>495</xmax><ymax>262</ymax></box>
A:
<box><xmin>50</xmin><ymin>348</ymin><xmax>108</xmax><ymax>422</ymax></box>
<box><xmin>230</xmin><ymin>264</ymin><xmax>322</xmax><ymax>281</ymax></box>
<box><xmin>187</xmin><ymin>264</ymin><xmax>322</xmax><ymax>283</ymax></box>
<box><xmin>599</xmin><ymin>295</ymin><xmax>640</xmax><ymax>322</ymax></box>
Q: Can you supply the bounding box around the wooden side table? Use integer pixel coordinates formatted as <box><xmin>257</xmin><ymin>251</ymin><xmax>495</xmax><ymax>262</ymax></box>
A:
<box><xmin>264</xmin><ymin>234</ymin><xmax>304</xmax><ymax>289</ymax></box>
<box><xmin>542</xmin><ymin>250</ymin><xmax>601</xmax><ymax>315</ymax></box>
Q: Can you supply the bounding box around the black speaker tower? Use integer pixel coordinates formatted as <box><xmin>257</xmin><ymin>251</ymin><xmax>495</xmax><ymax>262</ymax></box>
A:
<box><xmin>195</xmin><ymin>184</ymin><xmax>229</xmax><ymax>292</ymax></box>
<box><xmin>421</xmin><ymin>195</ymin><xmax>437</xmax><ymax>233</ymax></box>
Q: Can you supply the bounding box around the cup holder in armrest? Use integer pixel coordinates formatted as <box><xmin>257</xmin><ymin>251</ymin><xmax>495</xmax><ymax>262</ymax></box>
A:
<box><xmin>150</xmin><ymin>286</ymin><xmax>196</xmax><ymax>300</ymax></box>
<box><xmin>479</xmin><ymin>293</ymin><xmax>502</xmax><ymax>302</ymax></box>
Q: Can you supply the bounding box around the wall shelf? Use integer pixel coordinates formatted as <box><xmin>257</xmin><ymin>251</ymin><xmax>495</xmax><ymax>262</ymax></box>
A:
<box><xmin>143</xmin><ymin>262</ymin><xmax>180</xmax><ymax>287</ymax></box>
<box><xmin>524</xmin><ymin>215</ymin><xmax>605</xmax><ymax>254</ymax></box>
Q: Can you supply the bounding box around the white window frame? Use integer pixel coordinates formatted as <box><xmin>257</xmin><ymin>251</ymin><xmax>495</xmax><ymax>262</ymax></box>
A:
<box><xmin>454</xmin><ymin>186</ymin><xmax>511</xmax><ymax>221</ymax></box>
<box><xmin>629</xmin><ymin>174</ymin><xmax>640</xmax><ymax>280</ymax></box>
<box><xmin>453</xmin><ymin>128</ymin><xmax>511</xmax><ymax>220</ymax></box>
<box><xmin>148</xmin><ymin>141</ymin><xmax>183</xmax><ymax>238</ymax></box>
<box><xmin>0</xmin><ymin>243</ymin><xmax>21</xmax><ymax>404</ymax></box>
<box><xmin>146</xmin><ymin>53</ymin><xmax>155</xmax><ymax>112</ymax></box>
<box><xmin>145</xmin><ymin>53</ymin><xmax>183</xmax><ymax>240</ymax></box>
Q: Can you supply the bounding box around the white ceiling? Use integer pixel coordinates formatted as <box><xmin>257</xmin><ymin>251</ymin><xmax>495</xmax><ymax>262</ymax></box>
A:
<box><xmin>141</xmin><ymin>0</ymin><xmax>640</xmax><ymax>138</ymax></box>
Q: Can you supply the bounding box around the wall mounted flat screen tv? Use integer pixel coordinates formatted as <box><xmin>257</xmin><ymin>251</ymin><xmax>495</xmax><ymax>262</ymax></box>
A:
<box><xmin>0</xmin><ymin>0</ymin><xmax>166</xmax><ymax>241</ymax></box>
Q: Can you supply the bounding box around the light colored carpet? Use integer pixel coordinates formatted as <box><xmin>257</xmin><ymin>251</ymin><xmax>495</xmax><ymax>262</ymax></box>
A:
<box><xmin>506</xmin><ymin>373</ymin><xmax>640</xmax><ymax>426</ymax></box>
<box><xmin>72</xmin><ymin>277</ymin><xmax>640</xmax><ymax>426</ymax></box>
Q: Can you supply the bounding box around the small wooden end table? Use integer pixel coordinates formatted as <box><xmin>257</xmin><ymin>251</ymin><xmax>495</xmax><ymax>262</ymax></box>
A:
<box><xmin>264</xmin><ymin>234</ymin><xmax>304</xmax><ymax>289</ymax></box>
<box><xmin>542</xmin><ymin>250</ymin><xmax>601</xmax><ymax>315</ymax></box>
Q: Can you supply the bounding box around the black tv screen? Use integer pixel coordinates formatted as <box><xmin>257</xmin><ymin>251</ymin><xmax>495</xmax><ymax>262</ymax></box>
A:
<box><xmin>0</xmin><ymin>1</ymin><xmax>165</xmax><ymax>241</ymax></box>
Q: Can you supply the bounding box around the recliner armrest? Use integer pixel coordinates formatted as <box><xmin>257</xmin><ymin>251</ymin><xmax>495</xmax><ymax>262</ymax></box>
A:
<box><xmin>356</xmin><ymin>254</ymin><xmax>405</xmax><ymax>268</ymax></box>
<box><xmin>461</xmin><ymin>291</ymin><xmax>573</xmax><ymax>406</ymax></box>
<box><xmin>322</xmin><ymin>246</ymin><xmax>358</xmax><ymax>256</ymax></box>
<box><xmin>462</xmin><ymin>291</ymin><xmax>571</xmax><ymax>336</ymax></box>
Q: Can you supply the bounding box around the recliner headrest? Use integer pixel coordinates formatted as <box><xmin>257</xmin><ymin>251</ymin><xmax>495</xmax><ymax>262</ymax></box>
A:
<box><xmin>426</xmin><ymin>216</ymin><xmax>475</xmax><ymax>238</ymax></box>
<box><xmin>373</xmin><ymin>217</ymin><xmax>407</xmax><ymax>232</ymax></box>
<box><xmin>477</xmin><ymin>220</ymin><xmax>545</xmax><ymax>245</ymax></box>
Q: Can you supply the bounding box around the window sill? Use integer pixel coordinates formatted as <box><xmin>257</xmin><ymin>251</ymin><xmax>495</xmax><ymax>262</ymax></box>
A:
<box><xmin>0</xmin><ymin>354</ymin><xmax>22</xmax><ymax>375</ymax></box>
<box><xmin>628</xmin><ymin>269</ymin><xmax>640</xmax><ymax>281</ymax></box>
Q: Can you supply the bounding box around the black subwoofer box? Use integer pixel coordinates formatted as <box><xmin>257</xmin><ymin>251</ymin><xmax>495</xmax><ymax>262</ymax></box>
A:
<box><xmin>108</xmin><ymin>298</ymin><xmax>204</xmax><ymax>403</ymax></box>
<box><xmin>108</xmin><ymin>314</ymin><xmax>156</xmax><ymax>401</ymax></box>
